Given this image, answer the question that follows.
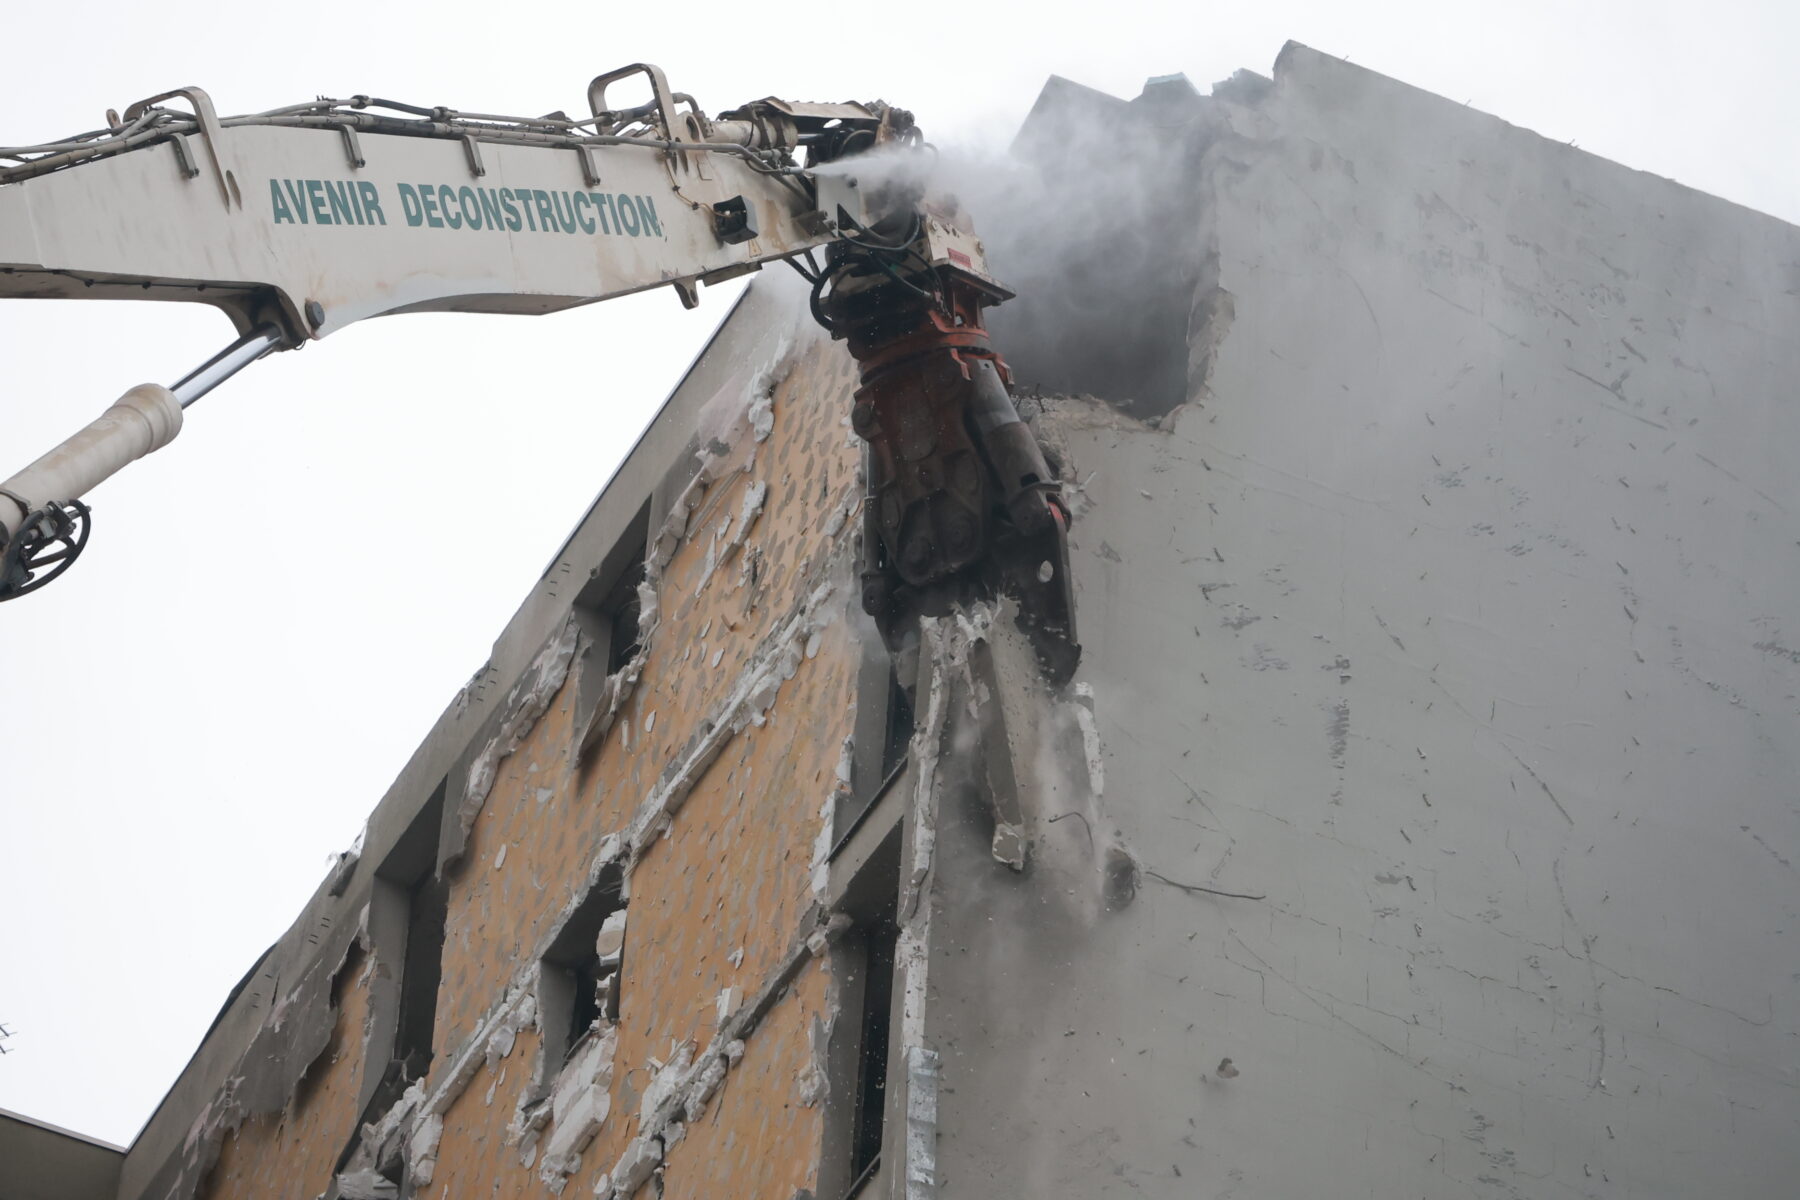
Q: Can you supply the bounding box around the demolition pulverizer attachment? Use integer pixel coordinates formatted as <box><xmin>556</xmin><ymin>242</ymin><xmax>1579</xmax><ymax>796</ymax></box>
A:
<box><xmin>829</xmin><ymin>275</ymin><xmax>1081</xmax><ymax>684</ymax></box>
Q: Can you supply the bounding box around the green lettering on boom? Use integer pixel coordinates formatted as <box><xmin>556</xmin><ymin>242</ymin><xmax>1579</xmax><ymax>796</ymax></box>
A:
<box><xmin>437</xmin><ymin>185</ymin><xmax>462</xmax><ymax>230</ymax></box>
<box><xmin>324</xmin><ymin>181</ymin><xmax>354</xmax><ymax>225</ymax></box>
<box><xmin>306</xmin><ymin>180</ymin><xmax>331</xmax><ymax>225</ymax></box>
<box><xmin>419</xmin><ymin>183</ymin><xmax>444</xmax><ymax>228</ymax></box>
<box><xmin>266</xmin><ymin>180</ymin><xmax>671</xmax><ymax>238</ymax></box>
<box><xmin>532</xmin><ymin>190</ymin><xmax>557</xmax><ymax>232</ymax></box>
<box><xmin>551</xmin><ymin>191</ymin><xmax>576</xmax><ymax>234</ymax></box>
<box><xmin>281</xmin><ymin>179</ymin><xmax>310</xmax><ymax>224</ymax></box>
<box><xmin>478</xmin><ymin>187</ymin><xmax>503</xmax><ymax>231</ymax></box>
<box><xmin>358</xmin><ymin>182</ymin><xmax>387</xmax><ymax>225</ymax></box>
<box><xmin>614</xmin><ymin>193</ymin><xmax>640</xmax><ymax>237</ymax></box>
<box><xmin>397</xmin><ymin>183</ymin><xmax>423</xmax><ymax>227</ymax></box>
<box><xmin>270</xmin><ymin>179</ymin><xmax>296</xmax><ymax>224</ymax></box>
<box><xmin>634</xmin><ymin>195</ymin><xmax>662</xmax><ymax>238</ymax></box>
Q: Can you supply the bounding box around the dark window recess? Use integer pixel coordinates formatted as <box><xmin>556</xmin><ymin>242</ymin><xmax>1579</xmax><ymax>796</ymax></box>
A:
<box><xmin>379</xmin><ymin>781</ymin><xmax>449</xmax><ymax>1089</ymax></box>
<box><xmin>341</xmin><ymin>779</ymin><xmax>450</xmax><ymax>1181</ymax></box>
<box><xmin>540</xmin><ymin>863</ymin><xmax>626</xmax><ymax>1065</ymax></box>
<box><xmin>846</xmin><ymin>826</ymin><xmax>900</xmax><ymax>1185</ymax></box>
<box><xmin>851</xmin><ymin>913</ymin><xmax>898</xmax><ymax>1179</ymax></box>
<box><xmin>605</xmin><ymin>550</ymin><xmax>645</xmax><ymax>674</ymax></box>
<box><xmin>394</xmin><ymin>876</ymin><xmax>448</xmax><ymax>1079</ymax></box>
<box><xmin>879</xmin><ymin>665</ymin><xmax>914</xmax><ymax>781</ymax></box>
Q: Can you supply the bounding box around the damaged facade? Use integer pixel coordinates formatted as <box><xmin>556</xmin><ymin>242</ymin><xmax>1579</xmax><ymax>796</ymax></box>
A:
<box><xmin>6</xmin><ymin>42</ymin><xmax>1798</xmax><ymax>1200</ymax></box>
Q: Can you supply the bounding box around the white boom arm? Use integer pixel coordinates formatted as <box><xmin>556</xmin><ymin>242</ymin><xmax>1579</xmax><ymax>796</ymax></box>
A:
<box><xmin>0</xmin><ymin>66</ymin><xmax>994</xmax><ymax>598</ymax></box>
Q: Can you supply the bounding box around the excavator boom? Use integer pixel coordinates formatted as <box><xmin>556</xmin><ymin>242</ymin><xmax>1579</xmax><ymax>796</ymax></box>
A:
<box><xmin>0</xmin><ymin>69</ymin><xmax>899</xmax><ymax>336</ymax></box>
<box><xmin>0</xmin><ymin>65</ymin><xmax>1079</xmax><ymax>679</ymax></box>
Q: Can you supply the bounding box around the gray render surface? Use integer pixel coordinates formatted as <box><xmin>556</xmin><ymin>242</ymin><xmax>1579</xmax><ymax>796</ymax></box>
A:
<box><xmin>0</xmin><ymin>1110</ymin><xmax>122</xmax><ymax>1200</ymax></box>
<box><xmin>927</xmin><ymin>44</ymin><xmax>1800</xmax><ymax>1199</ymax></box>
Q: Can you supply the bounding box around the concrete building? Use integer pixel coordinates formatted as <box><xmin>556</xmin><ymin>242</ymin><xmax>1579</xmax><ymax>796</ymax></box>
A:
<box><xmin>6</xmin><ymin>42</ymin><xmax>1797</xmax><ymax>1200</ymax></box>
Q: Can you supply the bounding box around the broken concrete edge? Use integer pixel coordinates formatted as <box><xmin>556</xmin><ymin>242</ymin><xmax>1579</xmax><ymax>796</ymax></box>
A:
<box><xmin>451</xmin><ymin>616</ymin><xmax>582</xmax><ymax>864</ymax></box>
<box><xmin>809</xmin><ymin>738</ymin><xmax>856</xmax><ymax>899</ymax></box>
<box><xmin>150</xmin><ymin>921</ymin><xmax>371</xmax><ymax>1200</ymax></box>
<box><xmin>887</xmin><ymin>612</ymin><xmax>962</xmax><ymax>1199</ymax></box>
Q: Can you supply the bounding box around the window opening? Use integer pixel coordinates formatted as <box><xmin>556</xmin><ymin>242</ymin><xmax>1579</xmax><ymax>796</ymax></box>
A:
<box><xmin>850</xmin><ymin>907</ymin><xmax>899</xmax><ymax>1180</ymax></box>
<box><xmin>337</xmin><ymin>780</ymin><xmax>449</xmax><ymax>1182</ymax></box>
<box><xmin>829</xmin><ymin>823</ymin><xmax>902</xmax><ymax>1197</ymax></box>
<box><xmin>604</xmin><ymin>549</ymin><xmax>645</xmax><ymax>675</ymax></box>
<box><xmin>376</xmin><ymin>781</ymin><xmax>448</xmax><ymax>1090</ymax></box>
<box><xmin>540</xmin><ymin>864</ymin><xmax>626</xmax><ymax>1066</ymax></box>
<box><xmin>573</xmin><ymin>500</ymin><xmax>653</xmax><ymax>746</ymax></box>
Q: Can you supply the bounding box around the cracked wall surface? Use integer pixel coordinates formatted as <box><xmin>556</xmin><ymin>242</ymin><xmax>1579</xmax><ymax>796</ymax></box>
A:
<box><xmin>926</xmin><ymin>43</ymin><xmax>1800</xmax><ymax>1200</ymax></box>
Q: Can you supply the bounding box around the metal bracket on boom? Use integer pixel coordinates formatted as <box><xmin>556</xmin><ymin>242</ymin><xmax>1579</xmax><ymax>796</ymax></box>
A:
<box><xmin>121</xmin><ymin>87</ymin><xmax>241</xmax><ymax>209</ymax></box>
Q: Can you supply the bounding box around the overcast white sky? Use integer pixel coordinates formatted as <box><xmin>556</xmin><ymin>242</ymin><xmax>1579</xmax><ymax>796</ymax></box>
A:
<box><xmin>1</xmin><ymin>0</ymin><xmax>1795</xmax><ymax>1148</ymax></box>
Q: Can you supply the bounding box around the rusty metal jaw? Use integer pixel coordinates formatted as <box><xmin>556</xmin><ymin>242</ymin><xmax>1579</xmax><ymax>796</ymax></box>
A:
<box><xmin>834</xmin><ymin>275</ymin><xmax>1081</xmax><ymax>684</ymax></box>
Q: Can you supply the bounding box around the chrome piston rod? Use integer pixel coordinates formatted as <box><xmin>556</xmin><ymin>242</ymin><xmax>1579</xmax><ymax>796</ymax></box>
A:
<box><xmin>172</xmin><ymin>324</ymin><xmax>285</xmax><ymax>407</ymax></box>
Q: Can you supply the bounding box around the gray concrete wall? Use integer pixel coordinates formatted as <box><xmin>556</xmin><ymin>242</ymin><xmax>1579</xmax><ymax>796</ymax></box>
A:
<box><xmin>0</xmin><ymin>1109</ymin><xmax>122</xmax><ymax>1200</ymax></box>
<box><xmin>926</xmin><ymin>44</ymin><xmax>1800</xmax><ymax>1199</ymax></box>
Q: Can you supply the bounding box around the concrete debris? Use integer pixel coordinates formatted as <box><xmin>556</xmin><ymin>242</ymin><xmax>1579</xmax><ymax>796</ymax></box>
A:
<box><xmin>406</xmin><ymin>1113</ymin><xmax>444</xmax><ymax>1186</ymax></box>
<box><xmin>692</xmin><ymin>330</ymin><xmax>792</xmax><ymax>452</ymax></box>
<box><xmin>797</xmin><ymin>1013</ymin><xmax>833</xmax><ymax>1108</ymax></box>
<box><xmin>683</xmin><ymin>1053</ymin><xmax>727</xmax><ymax>1123</ymax></box>
<box><xmin>595</xmin><ymin>909</ymin><xmax>627</xmax><ymax>963</ymax></box>
<box><xmin>336</xmin><ymin>1080</ymin><xmax>424</xmax><ymax>1193</ymax></box>
<box><xmin>455</xmin><ymin>617</ymin><xmax>581</xmax><ymax>858</ymax></box>
<box><xmin>809</xmin><ymin>737</ymin><xmax>855</xmax><ymax>898</ymax></box>
<box><xmin>596</xmin><ymin>1132</ymin><xmax>662</xmax><ymax>1200</ymax></box>
<box><xmin>1070</xmin><ymin>681</ymin><xmax>1105</xmax><ymax>796</ymax></box>
<box><xmin>806</xmin><ymin>912</ymin><xmax>852</xmax><ymax>958</ymax></box>
<box><xmin>538</xmin><ymin>1027</ymin><xmax>618</xmax><ymax>1190</ymax></box>
<box><xmin>748</xmin><ymin>390</ymin><xmax>775</xmax><ymax>442</ymax></box>
<box><xmin>334</xmin><ymin>1168</ymin><xmax>398</xmax><ymax>1199</ymax></box>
